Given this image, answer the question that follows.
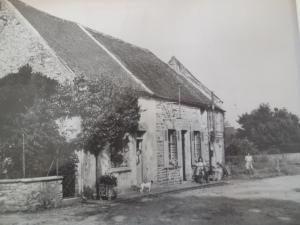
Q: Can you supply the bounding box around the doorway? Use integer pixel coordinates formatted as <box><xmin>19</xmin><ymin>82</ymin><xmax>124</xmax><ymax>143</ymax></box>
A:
<box><xmin>136</xmin><ymin>138</ymin><xmax>143</xmax><ymax>184</ymax></box>
<box><xmin>181</xmin><ymin>130</ymin><xmax>187</xmax><ymax>181</ymax></box>
<box><xmin>136</xmin><ymin>131</ymin><xmax>145</xmax><ymax>184</ymax></box>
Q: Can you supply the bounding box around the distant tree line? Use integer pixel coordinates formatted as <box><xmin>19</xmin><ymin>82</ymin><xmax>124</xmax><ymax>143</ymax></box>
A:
<box><xmin>226</xmin><ymin>104</ymin><xmax>300</xmax><ymax>155</ymax></box>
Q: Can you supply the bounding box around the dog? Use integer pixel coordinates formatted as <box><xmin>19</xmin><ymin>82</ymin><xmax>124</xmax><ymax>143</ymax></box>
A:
<box><xmin>140</xmin><ymin>180</ymin><xmax>154</xmax><ymax>193</ymax></box>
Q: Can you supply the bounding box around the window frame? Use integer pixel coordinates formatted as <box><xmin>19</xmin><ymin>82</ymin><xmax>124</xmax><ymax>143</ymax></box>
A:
<box><xmin>193</xmin><ymin>131</ymin><xmax>201</xmax><ymax>161</ymax></box>
<box><xmin>168</xmin><ymin>129</ymin><xmax>178</xmax><ymax>167</ymax></box>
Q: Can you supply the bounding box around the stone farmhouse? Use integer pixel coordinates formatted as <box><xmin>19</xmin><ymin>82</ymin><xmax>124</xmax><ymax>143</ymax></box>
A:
<box><xmin>0</xmin><ymin>0</ymin><xmax>225</xmax><ymax>194</ymax></box>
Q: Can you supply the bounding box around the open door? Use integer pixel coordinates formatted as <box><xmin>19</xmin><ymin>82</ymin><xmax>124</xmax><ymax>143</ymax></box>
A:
<box><xmin>136</xmin><ymin>131</ymin><xmax>145</xmax><ymax>184</ymax></box>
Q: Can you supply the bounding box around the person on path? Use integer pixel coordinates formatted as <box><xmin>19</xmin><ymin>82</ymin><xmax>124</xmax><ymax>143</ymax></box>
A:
<box><xmin>245</xmin><ymin>153</ymin><xmax>254</xmax><ymax>175</ymax></box>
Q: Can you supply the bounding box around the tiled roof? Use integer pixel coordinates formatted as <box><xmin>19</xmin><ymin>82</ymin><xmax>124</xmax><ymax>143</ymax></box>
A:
<box><xmin>9</xmin><ymin>0</ymin><xmax>220</xmax><ymax>110</ymax></box>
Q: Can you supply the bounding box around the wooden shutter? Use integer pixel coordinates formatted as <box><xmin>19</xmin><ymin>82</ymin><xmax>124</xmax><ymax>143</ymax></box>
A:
<box><xmin>164</xmin><ymin>130</ymin><xmax>169</xmax><ymax>167</ymax></box>
<box><xmin>177</xmin><ymin>131</ymin><xmax>182</xmax><ymax>167</ymax></box>
<box><xmin>195</xmin><ymin>131</ymin><xmax>201</xmax><ymax>159</ymax></box>
<box><xmin>190</xmin><ymin>131</ymin><xmax>195</xmax><ymax>164</ymax></box>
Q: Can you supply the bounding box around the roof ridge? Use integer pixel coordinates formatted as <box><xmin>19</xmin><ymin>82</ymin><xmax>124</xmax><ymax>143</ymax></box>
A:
<box><xmin>78</xmin><ymin>25</ymin><xmax>154</xmax><ymax>95</ymax></box>
<box><xmin>8</xmin><ymin>0</ymin><xmax>153</xmax><ymax>94</ymax></box>
<box><xmin>8</xmin><ymin>0</ymin><xmax>71</xmax><ymax>23</ymax></box>
<box><xmin>168</xmin><ymin>56</ymin><xmax>223</xmax><ymax>104</ymax></box>
<box><xmin>9</xmin><ymin>0</ymin><xmax>147</xmax><ymax>51</ymax></box>
<box><xmin>85</xmin><ymin>27</ymin><xmax>153</xmax><ymax>54</ymax></box>
<box><xmin>7</xmin><ymin>0</ymin><xmax>223</xmax><ymax>110</ymax></box>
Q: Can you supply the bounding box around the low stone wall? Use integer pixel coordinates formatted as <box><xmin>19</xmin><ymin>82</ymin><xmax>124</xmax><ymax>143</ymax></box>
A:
<box><xmin>0</xmin><ymin>176</ymin><xmax>63</xmax><ymax>212</ymax></box>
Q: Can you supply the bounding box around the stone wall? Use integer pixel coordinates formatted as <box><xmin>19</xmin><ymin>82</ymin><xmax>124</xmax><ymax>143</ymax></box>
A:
<box><xmin>76</xmin><ymin>97</ymin><xmax>225</xmax><ymax>192</ymax></box>
<box><xmin>210</xmin><ymin>111</ymin><xmax>225</xmax><ymax>165</ymax></box>
<box><xmin>0</xmin><ymin>176</ymin><xmax>63</xmax><ymax>212</ymax></box>
<box><xmin>76</xmin><ymin>139</ymin><xmax>137</xmax><ymax>195</ymax></box>
<box><xmin>0</xmin><ymin>0</ymin><xmax>74</xmax><ymax>82</ymax></box>
<box><xmin>77</xmin><ymin>97</ymin><xmax>158</xmax><ymax>195</ymax></box>
<box><xmin>154</xmin><ymin>98</ymin><xmax>225</xmax><ymax>185</ymax></box>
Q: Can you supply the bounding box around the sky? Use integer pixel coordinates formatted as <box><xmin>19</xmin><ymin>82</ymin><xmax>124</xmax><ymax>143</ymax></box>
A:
<box><xmin>23</xmin><ymin>0</ymin><xmax>300</xmax><ymax>127</ymax></box>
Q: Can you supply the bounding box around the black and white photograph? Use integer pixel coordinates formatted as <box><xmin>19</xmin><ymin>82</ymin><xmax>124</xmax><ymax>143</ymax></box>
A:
<box><xmin>0</xmin><ymin>0</ymin><xmax>300</xmax><ymax>224</ymax></box>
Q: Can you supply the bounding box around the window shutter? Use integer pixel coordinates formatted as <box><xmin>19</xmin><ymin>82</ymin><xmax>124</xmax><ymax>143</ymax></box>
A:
<box><xmin>164</xmin><ymin>130</ymin><xmax>169</xmax><ymax>167</ymax></box>
<box><xmin>190</xmin><ymin>131</ymin><xmax>194</xmax><ymax>164</ymax></box>
<box><xmin>177</xmin><ymin>134</ymin><xmax>182</xmax><ymax>167</ymax></box>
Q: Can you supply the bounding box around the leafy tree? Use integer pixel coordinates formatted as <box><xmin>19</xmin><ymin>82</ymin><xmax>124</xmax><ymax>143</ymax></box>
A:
<box><xmin>0</xmin><ymin>65</ymin><xmax>76</xmax><ymax>179</ymax></box>
<box><xmin>226</xmin><ymin>138</ymin><xmax>259</xmax><ymax>156</ymax></box>
<box><xmin>57</xmin><ymin>76</ymin><xmax>141</xmax><ymax>197</ymax></box>
<box><xmin>0</xmin><ymin>64</ymin><xmax>141</xmax><ymax>197</ymax></box>
<box><xmin>236</xmin><ymin>103</ymin><xmax>300</xmax><ymax>153</ymax></box>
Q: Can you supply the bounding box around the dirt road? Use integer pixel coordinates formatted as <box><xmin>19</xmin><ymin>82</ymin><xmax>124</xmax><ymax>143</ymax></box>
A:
<box><xmin>1</xmin><ymin>175</ymin><xmax>300</xmax><ymax>225</ymax></box>
<box><xmin>177</xmin><ymin>175</ymin><xmax>300</xmax><ymax>203</ymax></box>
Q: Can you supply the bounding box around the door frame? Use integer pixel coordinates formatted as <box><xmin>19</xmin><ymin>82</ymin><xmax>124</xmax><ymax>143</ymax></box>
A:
<box><xmin>181</xmin><ymin>130</ymin><xmax>187</xmax><ymax>181</ymax></box>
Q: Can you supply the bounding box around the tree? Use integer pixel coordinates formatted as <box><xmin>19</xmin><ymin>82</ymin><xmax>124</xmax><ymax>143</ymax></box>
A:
<box><xmin>0</xmin><ymin>64</ymin><xmax>141</xmax><ymax>196</ymax></box>
<box><xmin>236</xmin><ymin>103</ymin><xmax>300</xmax><ymax>153</ymax></box>
<box><xmin>57</xmin><ymin>76</ymin><xmax>141</xmax><ymax>197</ymax></box>
<box><xmin>226</xmin><ymin>138</ymin><xmax>259</xmax><ymax>156</ymax></box>
<box><xmin>0</xmin><ymin>65</ymin><xmax>76</xmax><ymax>179</ymax></box>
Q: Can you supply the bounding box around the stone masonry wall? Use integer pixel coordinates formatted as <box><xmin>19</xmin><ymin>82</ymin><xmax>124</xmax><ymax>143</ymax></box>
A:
<box><xmin>208</xmin><ymin>110</ymin><xmax>225</xmax><ymax>165</ymax></box>
<box><xmin>0</xmin><ymin>176</ymin><xmax>63</xmax><ymax>212</ymax></box>
<box><xmin>155</xmin><ymin>99</ymin><xmax>216</xmax><ymax>185</ymax></box>
<box><xmin>0</xmin><ymin>0</ymin><xmax>74</xmax><ymax>82</ymax></box>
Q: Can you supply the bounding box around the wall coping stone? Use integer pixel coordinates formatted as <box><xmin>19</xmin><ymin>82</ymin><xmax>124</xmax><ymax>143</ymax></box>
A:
<box><xmin>108</xmin><ymin>167</ymin><xmax>131</xmax><ymax>173</ymax></box>
<box><xmin>0</xmin><ymin>176</ymin><xmax>63</xmax><ymax>184</ymax></box>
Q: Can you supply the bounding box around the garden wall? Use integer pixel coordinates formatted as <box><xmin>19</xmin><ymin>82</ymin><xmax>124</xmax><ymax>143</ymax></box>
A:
<box><xmin>226</xmin><ymin>153</ymin><xmax>300</xmax><ymax>178</ymax></box>
<box><xmin>0</xmin><ymin>176</ymin><xmax>63</xmax><ymax>212</ymax></box>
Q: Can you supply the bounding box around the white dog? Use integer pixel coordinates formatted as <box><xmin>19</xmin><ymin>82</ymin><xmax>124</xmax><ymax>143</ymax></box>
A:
<box><xmin>140</xmin><ymin>180</ymin><xmax>154</xmax><ymax>193</ymax></box>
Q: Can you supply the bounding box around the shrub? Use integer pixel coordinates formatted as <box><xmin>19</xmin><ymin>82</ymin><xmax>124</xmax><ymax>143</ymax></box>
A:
<box><xmin>226</xmin><ymin>138</ymin><xmax>259</xmax><ymax>156</ymax></box>
<box><xmin>98</xmin><ymin>174</ymin><xmax>117</xmax><ymax>186</ymax></box>
<box><xmin>82</xmin><ymin>186</ymin><xmax>94</xmax><ymax>199</ymax></box>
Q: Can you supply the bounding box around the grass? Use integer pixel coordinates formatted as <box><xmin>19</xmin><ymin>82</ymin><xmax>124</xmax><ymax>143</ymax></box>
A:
<box><xmin>227</xmin><ymin>156</ymin><xmax>300</xmax><ymax>180</ymax></box>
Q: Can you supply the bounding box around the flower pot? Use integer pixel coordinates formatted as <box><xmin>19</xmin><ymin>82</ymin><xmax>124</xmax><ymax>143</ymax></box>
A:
<box><xmin>99</xmin><ymin>184</ymin><xmax>117</xmax><ymax>200</ymax></box>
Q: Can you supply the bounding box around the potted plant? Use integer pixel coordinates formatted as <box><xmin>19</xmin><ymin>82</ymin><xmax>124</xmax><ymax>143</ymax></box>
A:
<box><xmin>98</xmin><ymin>174</ymin><xmax>117</xmax><ymax>200</ymax></box>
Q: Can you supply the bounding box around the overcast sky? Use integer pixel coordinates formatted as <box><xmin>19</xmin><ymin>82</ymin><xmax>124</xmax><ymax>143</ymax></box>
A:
<box><xmin>23</xmin><ymin>0</ymin><xmax>300</xmax><ymax>127</ymax></box>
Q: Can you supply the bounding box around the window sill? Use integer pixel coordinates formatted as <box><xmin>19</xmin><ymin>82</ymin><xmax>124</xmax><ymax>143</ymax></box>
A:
<box><xmin>108</xmin><ymin>167</ymin><xmax>131</xmax><ymax>173</ymax></box>
<box><xmin>164</xmin><ymin>166</ymin><xmax>181</xmax><ymax>170</ymax></box>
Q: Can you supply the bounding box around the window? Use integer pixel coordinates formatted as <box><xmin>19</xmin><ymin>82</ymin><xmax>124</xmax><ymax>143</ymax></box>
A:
<box><xmin>193</xmin><ymin>131</ymin><xmax>201</xmax><ymax>160</ymax></box>
<box><xmin>110</xmin><ymin>147</ymin><xmax>129</xmax><ymax>168</ymax></box>
<box><xmin>168</xmin><ymin>130</ymin><xmax>178</xmax><ymax>167</ymax></box>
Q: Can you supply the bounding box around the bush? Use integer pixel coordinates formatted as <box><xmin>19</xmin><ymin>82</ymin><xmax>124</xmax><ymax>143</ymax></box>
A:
<box><xmin>98</xmin><ymin>174</ymin><xmax>117</xmax><ymax>200</ymax></box>
<box><xmin>82</xmin><ymin>186</ymin><xmax>94</xmax><ymax>199</ymax></box>
<box><xmin>226</xmin><ymin>138</ymin><xmax>259</xmax><ymax>156</ymax></box>
<box><xmin>98</xmin><ymin>174</ymin><xmax>117</xmax><ymax>186</ymax></box>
